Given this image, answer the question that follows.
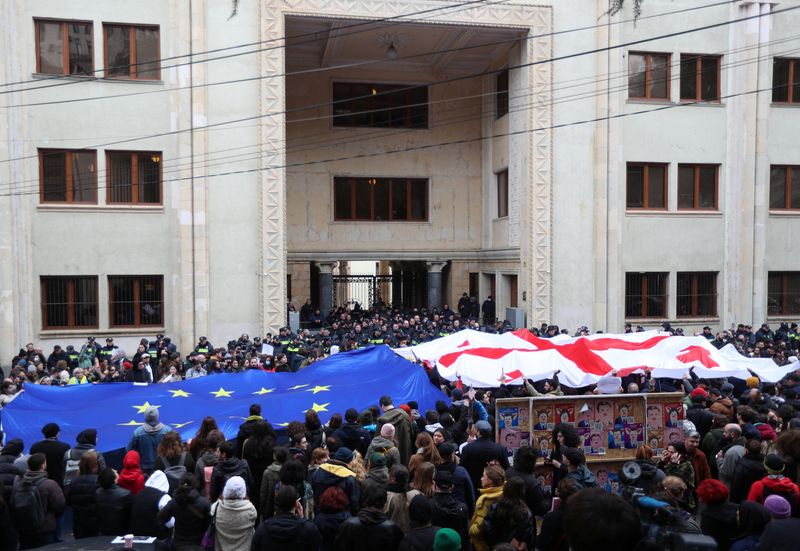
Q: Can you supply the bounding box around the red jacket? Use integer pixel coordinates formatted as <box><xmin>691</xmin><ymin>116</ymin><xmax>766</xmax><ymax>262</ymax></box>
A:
<box><xmin>117</xmin><ymin>450</ymin><xmax>145</xmax><ymax>495</ymax></box>
<box><xmin>747</xmin><ymin>475</ymin><xmax>800</xmax><ymax>504</ymax></box>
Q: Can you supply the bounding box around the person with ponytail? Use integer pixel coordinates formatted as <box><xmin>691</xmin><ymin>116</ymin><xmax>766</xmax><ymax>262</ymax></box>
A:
<box><xmin>157</xmin><ymin>473</ymin><xmax>210</xmax><ymax>549</ymax></box>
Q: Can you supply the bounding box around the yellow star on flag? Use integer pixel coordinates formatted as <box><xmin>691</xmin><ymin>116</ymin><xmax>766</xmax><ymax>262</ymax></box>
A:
<box><xmin>307</xmin><ymin>402</ymin><xmax>330</xmax><ymax>413</ymax></box>
<box><xmin>169</xmin><ymin>389</ymin><xmax>191</xmax><ymax>398</ymax></box>
<box><xmin>132</xmin><ymin>401</ymin><xmax>161</xmax><ymax>414</ymax></box>
<box><xmin>306</xmin><ymin>385</ymin><xmax>331</xmax><ymax>394</ymax></box>
<box><xmin>288</xmin><ymin>384</ymin><xmax>309</xmax><ymax>390</ymax></box>
<box><xmin>117</xmin><ymin>420</ymin><xmax>141</xmax><ymax>426</ymax></box>
<box><xmin>210</xmin><ymin>387</ymin><xmax>234</xmax><ymax>398</ymax></box>
<box><xmin>173</xmin><ymin>421</ymin><xmax>194</xmax><ymax>429</ymax></box>
<box><xmin>253</xmin><ymin>387</ymin><xmax>276</xmax><ymax>395</ymax></box>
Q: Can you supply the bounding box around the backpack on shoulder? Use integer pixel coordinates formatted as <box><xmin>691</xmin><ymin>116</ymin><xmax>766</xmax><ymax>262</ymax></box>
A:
<box><xmin>161</xmin><ymin>452</ymin><xmax>188</xmax><ymax>495</ymax></box>
<box><xmin>12</xmin><ymin>479</ymin><xmax>46</xmax><ymax>534</ymax></box>
<box><xmin>63</xmin><ymin>448</ymin><xmax>83</xmax><ymax>487</ymax></box>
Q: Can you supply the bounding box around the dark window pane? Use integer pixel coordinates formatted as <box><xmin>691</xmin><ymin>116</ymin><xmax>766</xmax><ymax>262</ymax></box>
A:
<box><xmin>625</xmin><ymin>273</ymin><xmax>644</xmax><ymax>317</ymax></box>
<box><xmin>41</xmin><ymin>152</ymin><xmax>67</xmax><ymax>202</ymax></box>
<box><xmin>650</xmin><ymin>55</ymin><xmax>669</xmax><ymax>99</ymax></box>
<box><xmin>73</xmin><ymin>277</ymin><xmax>97</xmax><ymax>326</ymax></box>
<box><xmin>628</xmin><ymin>54</ymin><xmax>646</xmax><ymax>98</ymax></box>
<box><xmin>410</xmin><ymin>181</ymin><xmax>426</xmax><ymax>220</ymax></box>
<box><xmin>788</xmin><ymin>273</ymin><xmax>800</xmax><ymax>314</ymax></box>
<box><xmin>793</xmin><ymin>61</ymin><xmax>800</xmax><ymax>104</ymax></box>
<box><xmin>108</xmin><ymin>153</ymin><xmax>132</xmax><ymax>203</ymax></box>
<box><xmin>110</xmin><ymin>277</ymin><xmax>135</xmax><ymax>326</ymax></box>
<box><xmin>791</xmin><ymin>168</ymin><xmax>800</xmax><ymax>209</ymax></box>
<box><xmin>678</xmin><ymin>166</ymin><xmax>695</xmax><ymax>208</ymax></box>
<box><xmin>138</xmin><ymin>154</ymin><xmax>161</xmax><ymax>203</ymax></box>
<box><xmin>334</xmin><ymin>179</ymin><xmax>351</xmax><ymax>219</ymax></box>
<box><xmin>107</xmin><ymin>26</ymin><xmax>130</xmax><ymax>77</ymax></box>
<box><xmin>681</xmin><ymin>56</ymin><xmax>697</xmax><ymax>100</ymax></box>
<box><xmin>392</xmin><ymin>180</ymin><xmax>408</xmax><ymax>220</ymax></box>
<box><xmin>648</xmin><ymin>165</ymin><xmax>665</xmax><ymax>208</ymax></box>
<box><xmin>697</xmin><ymin>273</ymin><xmax>716</xmax><ymax>316</ymax></box>
<box><xmin>773</xmin><ymin>58</ymin><xmax>789</xmax><ymax>102</ymax></box>
<box><xmin>698</xmin><ymin>166</ymin><xmax>716</xmax><ymax>208</ymax></box>
<box><xmin>140</xmin><ymin>276</ymin><xmax>163</xmax><ymax>325</ymax></box>
<box><xmin>701</xmin><ymin>57</ymin><xmax>719</xmax><ymax>100</ymax></box>
<box><xmin>374</xmin><ymin>180</ymin><xmax>389</xmax><ymax>221</ymax></box>
<box><xmin>333</xmin><ymin>82</ymin><xmax>429</xmax><ymax>128</ymax></box>
<box><xmin>68</xmin><ymin>22</ymin><xmax>93</xmax><ymax>75</ymax></box>
<box><xmin>770</xmin><ymin>167</ymin><xmax>787</xmax><ymax>209</ymax></box>
<box><xmin>768</xmin><ymin>273</ymin><xmax>783</xmax><ymax>315</ymax></box>
<box><xmin>355</xmin><ymin>179</ymin><xmax>371</xmax><ymax>219</ymax></box>
<box><xmin>38</xmin><ymin>21</ymin><xmax>64</xmax><ymax>74</ymax></box>
<box><xmin>498</xmin><ymin>171</ymin><xmax>508</xmax><ymax>217</ymax></box>
<box><xmin>135</xmin><ymin>27</ymin><xmax>159</xmax><ymax>79</ymax></box>
<box><xmin>626</xmin><ymin>166</ymin><xmax>644</xmax><ymax>208</ymax></box>
<box><xmin>676</xmin><ymin>273</ymin><xmax>692</xmax><ymax>316</ymax></box>
<box><xmin>497</xmin><ymin>69</ymin><xmax>509</xmax><ymax>118</ymax></box>
<box><xmin>43</xmin><ymin>278</ymin><xmax>68</xmax><ymax>327</ymax></box>
<box><xmin>647</xmin><ymin>274</ymin><xmax>667</xmax><ymax>317</ymax></box>
<box><xmin>71</xmin><ymin>152</ymin><xmax>96</xmax><ymax>202</ymax></box>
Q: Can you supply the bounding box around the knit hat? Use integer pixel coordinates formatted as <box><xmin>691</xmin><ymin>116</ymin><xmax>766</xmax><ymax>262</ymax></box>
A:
<box><xmin>763</xmin><ymin>453</ymin><xmax>785</xmax><ymax>475</ymax></box>
<box><xmin>764</xmin><ymin>495</ymin><xmax>792</xmax><ymax>519</ymax></box>
<box><xmin>690</xmin><ymin>388</ymin><xmax>709</xmax><ymax>401</ymax></box>
<box><xmin>746</xmin><ymin>376</ymin><xmax>760</xmax><ymax>389</ymax></box>
<box><xmin>334</xmin><ymin>447</ymin><xmax>354</xmax><ymax>464</ymax></box>
<box><xmin>437</xmin><ymin>442</ymin><xmax>458</xmax><ymax>458</ymax></box>
<box><xmin>122</xmin><ymin>360</ymin><xmax>133</xmax><ymax>370</ymax></box>
<box><xmin>434</xmin><ymin>469</ymin><xmax>454</xmax><ymax>488</ymax></box>
<box><xmin>408</xmin><ymin>494</ymin><xmax>431</xmax><ymax>523</ymax></box>
<box><xmin>720</xmin><ymin>382</ymin><xmax>734</xmax><ymax>394</ymax></box>
<box><xmin>369</xmin><ymin>453</ymin><xmax>387</xmax><ymax>468</ymax></box>
<box><xmin>145</xmin><ymin>407</ymin><xmax>160</xmax><ymax>427</ymax></box>
<box><xmin>223</xmin><ymin>476</ymin><xmax>247</xmax><ymax>499</ymax></box>
<box><xmin>433</xmin><ymin>528</ymin><xmax>461</xmax><ymax>551</ymax></box>
<box><xmin>380</xmin><ymin>424</ymin><xmax>395</xmax><ymax>439</ymax></box>
<box><xmin>475</xmin><ymin>420</ymin><xmax>492</xmax><ymax>435</ymax></box>
<box><xmin>696</xmin><ymin>479</ymin><xmax>729</xmax><ymax>505</ymax></box>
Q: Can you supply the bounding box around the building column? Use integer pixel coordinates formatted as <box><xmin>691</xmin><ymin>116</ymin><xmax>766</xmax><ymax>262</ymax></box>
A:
<box><xmin>427</xmin><ymin>261</ymin><xmax>448</xmax><ymax>311</ymax></box>
<box><xmin>316</xmin><ymin>261</ymin><xmax>338</xmax><ymax>316</ymax></box>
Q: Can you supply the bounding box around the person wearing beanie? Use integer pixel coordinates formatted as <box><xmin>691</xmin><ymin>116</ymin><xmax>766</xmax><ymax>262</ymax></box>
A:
<box><xmin>361</xmin><ymin>452</ymin><xmax>389</xmax><ymax>497</ymax></box>
<box><xmin>64</xmin><ymin>428</ymin><xmax>107</xmax><ymax>484</ymax></box>
<box><xmin>126</xmin><ymin>407</ymin><xmax>172</xmax><ymax>473</ymax></box>
<box><xmin>377</xmin><ymin>395</ymin><xmax>413</xmax><ymax>466</ymax></box>
<box><xmin>310</xmin><ymin>446</ymin><xmax>360</xmax><ymax>516</ymax></box>
<box><xmin>756</xmin><ymin>494</ymin><xmax>800</xmax><ymax>551</ymax></box>
<box><xmin>429</xmin><ymin>470</ymin><xmax>470</xmax><ymax>548</ymax></box>
<box><xmin>433</xmin><ymin>527</ymin><xmax>462</xmax><ymax>551</ymax></box>
<box><xmin>436</xmin><ymin>441</ymin><xmax>476</xmax><ymax>516</ymax></box>
<box><xmin>29</xmin><ymin>422</ymin><xmax>71</xmax><ymax>486</ymax></box>
<box><xmin>746</xmin><ymin>376</ymin><xmax>760</xmax><ymax>390</ymax></box>
<box><xmin>366</xmin><ymin>422</ymin><xmax>401</xmax><ymax>470</ymax></box>
<box><xmin>746</xmin><ymin>454</ymin><xmax>800</xmax><ymax>507</ymax></box>
<box><xmin>212</xmin><ymin>475</ymin><xmax>256</xmax><ymax>551</ymax></box>
<box><xmin>697</xmin><ymin>479</ymin><xmax>738</xmax><ymax>551</ymax></box>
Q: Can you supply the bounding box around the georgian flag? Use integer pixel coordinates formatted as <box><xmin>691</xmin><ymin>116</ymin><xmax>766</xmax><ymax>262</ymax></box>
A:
<box><xmin>394</xmin><ymin>329</ymin><xmax>797</xmax><ymax>388</ymax></box>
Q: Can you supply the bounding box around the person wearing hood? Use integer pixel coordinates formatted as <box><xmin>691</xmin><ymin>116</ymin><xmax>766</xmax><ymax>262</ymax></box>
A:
<box><xmin>11</xmin><ymin>453</ymin><xmax>65</xmax><ymax>549</ymax></box>
<box><xmin>158</xmin><ymin>473</ymin><xmax>210</xmax><ymax>549</ymax></box>
<box><xmin>435</xmin><ymin>442</ymin><xmax>475</xmax><ymax>516</ymax></box>
<box><xmin>126</xmin><ymin>407</ymin><xmax>172</xmax><ymax>474</ymax></box>
<box><xmin>361</xmin><ymin>453</ymin><xmax>389</xmax><ymax>498</ymax></box>
<box><xmin>95</xmin><ymin>467</ymin><xmax>132</xmax><ymax>536</ymax></box>
<box><xmin>64</xmin><ymin>428</ymin><xmax>106</xmax><ymax>485</ymax></box>
<box><xmin>211</xmin><ymin>476</ymin><xmax>256</xmax><ymax>551</ymax></box>
<box><xmin>367</xmin><ymin>423</ymin><xmax>402</xmax><ymax>470</ymax></box>
<box><xmin>334</xmin><ymin>408</ymin><xmax>371</xmax><ymax>457</ymax></box>
<box><xmin>0</xmin><ymin>439</ymin><xmax>25</xmax><ymax>500</ymax></box>
<box><xmin>377</xmin><ymin>395</ymin><xmax>413</xmax><ymax>466</ymax></box>
<box><xmin>730</xmin><ymin>439</ymin><xmax>766</xmax><ymax>503</ymax></box>
<box><xmin>335</xmin><ymin>483</ymin><xmax>403</xmax><ymax>551</ymax></box>
<box><xmin>469</xmin><ymin>463</ymin><xmax>506</xmax><ymax>551</ymax></box>
<box><xmin>253</xmin><ymin>484</ymin><xmax>321</xmax><ymax>551</ymax></box>
<box><xmin>562</xmin><ymin>447</ymin><xmax>597</xmax><ymax>489</ymax></box>
<box><xmin>310</xmin><ymin>447</ymin><xmax>360</xmax><ymax>516</ymax></box>
<box><xmin>130</xmin><ymin>470</ymin><xmax>174</xmax><ymax>540</ymax></box>
<box><xmin>118</xmin><ymin>450</ymin><xmax>145</xmax><ymax>495</ymax></box>
<box><xmin>209</xmin><ymin>441</ymin><xmax>253</xmax><ymax>502</ymax></box>
<box><xmin>313</xmin><ymin>486</ymin><xmax>352</xmax><ymax>551</ymax></box>
<box><xmin>746</xmin><ymin>454</ymin><xmax>800</xmax><ymax>507</ymax></box>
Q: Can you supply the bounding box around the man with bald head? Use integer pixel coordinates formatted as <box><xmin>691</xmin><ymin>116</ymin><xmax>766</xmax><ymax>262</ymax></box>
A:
<box><xmin>716</xmin><ymin>423</ymin><xmax>746</xmax><ymax>487</ymax></box>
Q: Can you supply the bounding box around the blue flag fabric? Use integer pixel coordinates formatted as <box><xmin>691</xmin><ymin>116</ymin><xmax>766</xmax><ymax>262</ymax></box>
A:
<box><xmin>1</xmin><ymin>346</ymin><xmax>446</xmax><ymax>453</ymax></box>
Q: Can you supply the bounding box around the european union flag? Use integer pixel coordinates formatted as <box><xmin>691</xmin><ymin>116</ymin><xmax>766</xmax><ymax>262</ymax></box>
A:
<box><xmin>1</xmin><ymin>346</ymin><xmax>446</xmax><ymax>452</ymax></box>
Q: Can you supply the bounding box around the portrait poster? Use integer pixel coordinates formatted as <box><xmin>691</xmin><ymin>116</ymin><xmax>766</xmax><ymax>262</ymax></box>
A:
<box><xmin>646</xmin><ymin>403</ymin><xmax>663</xmax><ymax>429</ymax></box>
<box><xmin>554</xmin><ymin>403</ymin><xmax>574</xmax><ymax>425</ymax></box>
<box><xmin>664</xmin><ymin>426</ymin><xmax>685</xmax><ymax>446</ymax></box>
<box><xmin>500</xmin><ymin>428</ymin><xmax>522</xmax><ymax>452</ymax></box>
<box><xmin>663</xmin><ymin>403</ymin><xmax>683</xmax><ymax>428</ymax></box>
<box><xmin>576</xmin><ymin>402</ymin><xmax>595</xmax><ymax>428</ymax></box>
<box><xmin>595</xmin><ymin>399</ymin><xmax>615</xmax><ymax>430</ymax></box>
<box><xmin>614</xmin><ymin>400</ymin><xmax>635</xmax><ymax>427</ymax></box>
<box><xmin>533</xmin><ymin>405</ymin><xmax>554</xmax><ymax>431</ymax></box>
<box><xmin>624</xmin><ymin>423</ymin><xmax>644</xmax><ymax>449</ymax></box>
<box><xmin>582</xmin><ymin>428</ymin><xmax>606</xmax><ymax>455</ymax></box>
<box><xmin>591</xmin><ymin>465</ymin><xmax>622</xmax><ymax>495</ymax></box>
<box><xmin>498</xmin><ymin>407</ymin><xmax>519</xmax><ymax>430</ymax></box>
<box><xmin>647</xmin><ymin>430</ymin><xmax>663</xmax><ymax>453</ymax></box>
<box><xmin>534</xmin><ymin>431</ymin><xmax>553</xmax><ymax>458</ymax></box>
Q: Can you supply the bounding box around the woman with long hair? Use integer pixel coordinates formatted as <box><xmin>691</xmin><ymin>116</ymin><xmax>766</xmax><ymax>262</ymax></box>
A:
<box><xmin>469</xmin><ymin>463</ymin><xmax>506</xmax><ymax>551</ymax></box>
<box><xmin>157</xmin><ymin>473</ymin><xmax>210</xmax><ymax>549</ymax></box>
<box><xmin>548</xmin><ymin>423</ymin><xmax>580</xmax><ymax>492</ymax></box>
<box><xmin>67</xmin><ymin>451</ymin><xmax>100</xmax><ymax>539</ymax></box>
<box><xmin>242</xmin><ymin>419</ymin><xmax>276</xmax><ymax>517</ymax></box>
<box><xmin>195</xmin><ymin>429</ymin><xmax>225</xmax><ymax>499</ymax></box>
<box><xmin>212</xmin><ymin>476</ymin><xmax>257</xmax><ymax>551</ymax></box>
<box><xmin>538</xmin><ymin>478</ymin><xmax>579</xmax><ymax>551</ymax></box>
<box><xmin>326</xmin><ymin>413</ymin><xmax>343</xmax><ymax>434</ymax></box>
<box><xmin>305</xmin><ymin>410</ymin><xmax>325</xmax><ymax>452</ymax></box>
<box><xmin>313</xmin><ymin>486</ymin><xmax>352</xmax><ymax>551</ymax></box>
<box><xmin>483</xmin><ymin>477</ymin><xmax>536</xmax><ymax>550</ymax></box>
<box><xmin>408</xmin><ymin>432</ymin><xmax>441</xmax><ymax>478</ymax></box>
<box><xmin>188</xmin><ymin>416</ymin><xmax>219</xmax><ymax>459</ymax></box>
<box><xmin>385</xmin><ymin>464</ymin><xmax>421</xmax><ymax>533</ymax></box>
<box><xmin>155</xmin><ymin>431</ymin><xmax>196</xmax><ymax>475</ymax></box>
<box><xmin>410</xmin><ymin>461</ymin><xmax>435</xmax><ymax>498</ymax></box>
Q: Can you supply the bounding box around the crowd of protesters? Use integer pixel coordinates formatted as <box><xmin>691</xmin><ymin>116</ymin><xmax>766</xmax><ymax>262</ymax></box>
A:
<box><xmin>3</xmin><ymin>296</ymin><xmax>800</xmax><ymax>399</ymax></box>
<box><xmin>0</xmin><ymin>358</ymin><xmax>799</xmax><ymax>549</ymax></box>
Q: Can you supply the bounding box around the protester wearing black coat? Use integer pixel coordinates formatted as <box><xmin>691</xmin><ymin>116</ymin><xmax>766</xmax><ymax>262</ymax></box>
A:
<box><xmin>334</xmin><ymin>507</ymin><xmax>404</xmax><ymax>551</ymax></box>
<box><xmin>96</xmin><ymin>484</ymin><xmax>132</xmax><ymax>536</ymax></box>
<box><xmin>29</xmin><ymin>430</ymin><xmax>71</xmax><ymax>486</ymax></box>
<box><xmin>460</xmin><ymin>428</ymin><xmax>509</xmax><ymax>492</ymax></box>
<box><xmin>157</xmin><ymin>480</ymin><xmax>210</xmax><ymax>550</ymax></box>
<box><xmin>66</xmin><ymin>473</ymin><xmax>99</xmax><ymax>539</ymax></box>
<box><xmin>730</xmin><ymin>452</ymin><xmax>766</xmax><ymax>504</ymax></box>
<box><xmin>254</xmin><ymin>513</ymin><xmax>322</xmax><ymax>550</ymax></box>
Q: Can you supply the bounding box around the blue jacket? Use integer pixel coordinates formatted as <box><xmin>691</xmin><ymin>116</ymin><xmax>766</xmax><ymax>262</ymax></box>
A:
<box><xmin>126</xmin><ymin>424</ymin><xmax>171</xmax><ymax>471</ymax></box>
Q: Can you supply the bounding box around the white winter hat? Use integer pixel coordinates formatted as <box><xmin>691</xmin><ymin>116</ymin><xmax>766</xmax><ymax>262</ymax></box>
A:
<box><xmin>223</xmin><ymin>475</ymin><xmax>246</xmax><ymax>499</ymax></box>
